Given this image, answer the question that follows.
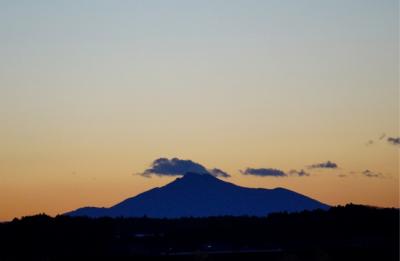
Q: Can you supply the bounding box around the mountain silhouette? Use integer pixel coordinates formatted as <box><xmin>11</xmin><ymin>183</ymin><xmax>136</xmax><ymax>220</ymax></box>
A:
<box><xmin>66</xmin><ymin>172</ymin><xmax>329</xmax><ymax>218</ymax></box>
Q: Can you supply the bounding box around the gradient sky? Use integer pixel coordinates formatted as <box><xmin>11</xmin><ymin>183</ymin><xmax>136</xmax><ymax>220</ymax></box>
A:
<box><xmin>0</xmin><ymin>0</ymin><xmax>398</xmax><ymax>221</ymax></box>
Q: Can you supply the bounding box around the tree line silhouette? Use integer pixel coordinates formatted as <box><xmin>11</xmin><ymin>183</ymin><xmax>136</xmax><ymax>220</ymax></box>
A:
<box><xmin>0</xmin><ymin>204</ymin><xmax>398</xmax><ymax>260</ymax></box>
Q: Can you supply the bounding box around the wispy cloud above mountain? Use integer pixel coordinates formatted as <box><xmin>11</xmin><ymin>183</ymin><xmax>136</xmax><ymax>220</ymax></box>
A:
<box><xmin>364</xmin><ymin>133</ymin><xmax>400</xmax><ymax>147</ymax></box>
<box><xmin>288</xmin><ymin>169</ymin><xmax>310</xmax><ymax>177</ymax></box>
<box><xmin>362</xmin><ymin>170</ymin><xmax>384</xmax><ymax>178</ymax></box>
<box><xmin>240</xmin><ymin>168</ymin><xmax>287</xmax><ymax>177</ymax></box>
<box><xmin>240</xmin><ymin>168</ymin><xmax>311</xmax><ymax>177</ymax></box>
<box><xmin>379</xmin><ymin>133</ymin><xmax>387</xmax><ymax>140</ymax></box>
<box><xmin>308</xmin><ymin>161</ymin><xmax>338</xmax><ymax>169</ymax></box>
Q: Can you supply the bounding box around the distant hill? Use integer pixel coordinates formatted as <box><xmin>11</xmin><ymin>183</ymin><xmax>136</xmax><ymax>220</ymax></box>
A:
<box><xmin>65</xmin><ymin>172</ymin><xmax>329</xmax><ymax>218</ymax></box>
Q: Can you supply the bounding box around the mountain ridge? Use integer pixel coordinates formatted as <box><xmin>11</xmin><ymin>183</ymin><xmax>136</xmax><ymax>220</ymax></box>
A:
<box><xmin>66</xmin><ymin>172</ymin><xmax>329</xmax><ymax>218</ymax></box>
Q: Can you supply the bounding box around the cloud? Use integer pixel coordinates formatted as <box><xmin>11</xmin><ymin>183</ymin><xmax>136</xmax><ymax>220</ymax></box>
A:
<box><xmin>362</xmin><ymin>170</ymin><xmax>383</xmax><ymax>178</ymax></box>
<box><xmin>387</xmin><ymin>137</ymin><xmax>400</xmax><ymax>146</ymax></box>
<box><xmin>209</xmin><ymin>168</ymin><xmax>231</xmax><ymax>178</ymax></box>
<box><xmin>308</xmin><ymin>161</ymin><xmax>338</xmax><ymax>169</ymax></box>
<box><xmin>240</xmin><ymin>168</ymin><xmax>287</xmax><ymax>177</ymax></box>
<box><xmin>140</xmin><ymin>158</ymin><xmax>208</xmax><ymax>177</ymax></box>
<box><xmin>365</xmin><ymin>133</ymin><xmax>386</xmax><ymax>146</ymax></box>
<box><xmin>140</xmin><ymin>157</ymin><xmax>230</xmax><ymax>178</ymax></box>
<box><xmin>240</xmin><ymin>167</ymin><xmax>311</xmax><ymax>177</ymax></box>
<box><xmin>365</xmin><ymin>140</ymin><xmax>374</xmax><ymax>146</ymax></box>
<box><xmin>288</xmin><ymin>169</ymin><xmax>310</xmax><ymax>177</ymax></box>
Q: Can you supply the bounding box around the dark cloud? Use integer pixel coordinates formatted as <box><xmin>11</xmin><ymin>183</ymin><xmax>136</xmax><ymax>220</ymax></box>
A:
<box><xmin>209</xmin><ymin>168</ymin><xmax>231</xmax><ymax>178</ymax></box>
<box><xmin>140</xmin><ymin>158</ymin><xmax>208</xmax><ymax>177</ymax></box>
<box><xmin>362</xmin><ymin>170</ymin><xmax>383</xmax><ymax>178</ymax></box>
<box><xmin>140</xmin><ymin>157</ymin><xmax>230</xmax><ymax>178</ymax></box>
<box><xmin>240</xmin><ymin>167</ymin><xmax>311</xmax><ymax>177</ymax></box>
<box><xmin>308</xmin><ymin>161</ymin><xmax>338</xmax><ymax>169</ymax></box>
<box><xmin>240</xmin><ymin>168</ymin><xmax>287</xmax><ymax>177</ymax></box>
<box><xmin>387</xmin><ymin>137</ymin><xmax>400</xmax><ymax>146</ymax></box>
<box><xmin>288</xmin><ymin>169</ymin><xmax>310</xmax><ymax>177</ymax></box>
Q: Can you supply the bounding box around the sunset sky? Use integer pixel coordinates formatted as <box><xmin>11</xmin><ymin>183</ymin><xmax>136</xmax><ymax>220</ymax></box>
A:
<box><xmin>0</xmin><ymin>0</ymin><xmax>398</xmax><ymax>221</ymax></box>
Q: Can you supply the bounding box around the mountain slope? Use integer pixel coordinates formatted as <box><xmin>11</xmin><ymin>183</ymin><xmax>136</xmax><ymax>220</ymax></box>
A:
<box><xmin>66</xmin><ymin>172</ymin><xmax>329</xmax><ymax>218</ymax></box>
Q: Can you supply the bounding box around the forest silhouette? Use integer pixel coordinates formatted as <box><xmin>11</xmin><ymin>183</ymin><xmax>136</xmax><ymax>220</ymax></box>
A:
<box><xmin>0</xmin><ymin>204</ymin><xmax>398</xmax><ymax>260</ymax></box>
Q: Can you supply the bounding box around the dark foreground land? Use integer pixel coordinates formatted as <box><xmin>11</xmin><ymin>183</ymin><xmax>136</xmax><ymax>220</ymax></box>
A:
<box><xmin>0</xmin><ymin>204</ymin><xmax>398</xmax><ymax>261</ymax></box>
